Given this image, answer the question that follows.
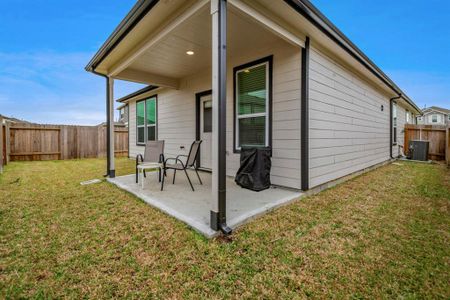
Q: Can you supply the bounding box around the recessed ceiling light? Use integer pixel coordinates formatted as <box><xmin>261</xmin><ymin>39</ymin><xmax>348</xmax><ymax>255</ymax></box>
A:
<box><xmin>186</xmin><ymin>51</ymin><xmax>195</xmax><ymax>55</ymax></box>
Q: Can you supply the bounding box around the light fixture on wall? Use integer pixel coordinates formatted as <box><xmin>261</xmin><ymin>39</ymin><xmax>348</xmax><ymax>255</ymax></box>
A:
<box><xmin>186</xmin><ymin>50</ymin><xmax>195</xmax><ymax>55</ymax></box>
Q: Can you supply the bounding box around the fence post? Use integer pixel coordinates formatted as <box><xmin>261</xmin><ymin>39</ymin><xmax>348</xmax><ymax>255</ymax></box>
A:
<box><xmin>445</xmin><ymin>125</ymin><xmax>450</xmax><ymax>167</ymax></box>
<box><xmin>58</xmin><ymin>126</ymin><xmax>62</xmax><ymax>160</ymax></box>
<box><xmin>404</xmin><ymin>124</ymin><xmax>409</xmax><ymax>156</ymax></box>
<box><xmin>5</xmin><ymin>122</ymin><xmax>10</xmax><ymax>164</ymax></box>
<box><xmin>61</xmin><ymin>126</ymin><xmax>66</xmax><ymax>160</ymax></box>
<box><xmin>97</xmin><ymin>125</ymin><xmax>102</xmax><ymax>158</ymax></box>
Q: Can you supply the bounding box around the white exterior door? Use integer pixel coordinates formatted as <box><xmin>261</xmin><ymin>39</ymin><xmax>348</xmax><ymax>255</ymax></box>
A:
<box><xmin>200</xmin><ymin>94</ymin><xmax>212</xmax><ymax>169</ymax></box>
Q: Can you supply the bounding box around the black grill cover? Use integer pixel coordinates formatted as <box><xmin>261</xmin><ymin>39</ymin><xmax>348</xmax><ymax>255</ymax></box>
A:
<box><xmin>235</xmin><ymin>147</ymin><xmax>271</xmax><ymax>191</ymax></box>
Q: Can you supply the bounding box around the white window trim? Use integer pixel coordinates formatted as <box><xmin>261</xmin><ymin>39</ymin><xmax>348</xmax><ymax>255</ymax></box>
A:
<box><xmin>234</xmin><ymin>61</ymin><xmax>270</xmax><ymax>151</ymax></box>
<box><xmin>392</xmin><ymin>103</ymin><xmax>398</xmax><ymax>145</ymax></box>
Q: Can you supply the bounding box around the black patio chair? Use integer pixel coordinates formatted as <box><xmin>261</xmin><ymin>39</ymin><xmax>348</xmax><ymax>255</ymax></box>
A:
<box><xmin>161</xmin><ymin>140</ymin><xmax>202</xmax><ymax>191</ymax></box>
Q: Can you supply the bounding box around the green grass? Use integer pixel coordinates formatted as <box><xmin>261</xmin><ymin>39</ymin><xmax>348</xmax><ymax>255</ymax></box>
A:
<box><xmin>0</xmin><ymin>158</ymin><xmax>449</xmax><ymax>299</ymax></box>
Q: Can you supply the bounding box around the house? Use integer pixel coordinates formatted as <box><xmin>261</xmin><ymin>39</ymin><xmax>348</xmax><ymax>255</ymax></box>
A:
<box><xmin>0</xmin><ymin>114</ymin><xmax>30</xmax><ymax>125</ymax></box>
<box><xmin>417</xmin><ymin>106</ymin><xmax>450</xmax><ymax>125</ymax></box>
<box><xmin>85</xmin><ymin>0</ymin><xmax>421</xmax><ymax>236</ymax></box>
<box><xmin>116</xmin><ymin>103</ymin><xmax>129</xmax><ymax>126</ymax></box>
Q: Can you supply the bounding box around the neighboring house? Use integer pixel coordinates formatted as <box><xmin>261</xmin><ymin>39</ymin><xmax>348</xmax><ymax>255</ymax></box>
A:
<box><xmin>117</xmin><ymin>103</ymin><xmax>129</xmax><ymax>126</ymax></box>
<box><xmin>417</xmin><ymin>106</ymin><xmax>450</xmax><ymax>125</ymax></box>
<box><xmin>0</xmin><ymin>114</ymin><xmax>30</xmax><ymax>124</ymax></box>
<box><xmin>96</xmin><ymin>121</ymin><xmax>127</xmax><ymax>128</ymax></box>
<box><xmin>86</xmin><ymin>0</ymin><xmax>421</xmax><ymax>233</ymax></box>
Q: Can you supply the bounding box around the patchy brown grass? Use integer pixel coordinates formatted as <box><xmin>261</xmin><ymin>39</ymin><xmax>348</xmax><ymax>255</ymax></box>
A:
<box><xmin>0</xmin><ymin>158</ymin><xmax>449</xmax><ymax>299</ymax></box>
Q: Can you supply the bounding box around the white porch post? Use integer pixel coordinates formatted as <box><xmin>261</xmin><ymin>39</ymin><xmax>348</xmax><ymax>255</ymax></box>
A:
<box><xmin>107</xmin><ymin>76</ymin><xmax>115</xmax><ymax>177</ymax></box>
<box><xmin>210</xmin><ymin>0</ymin><xmax>230</xmax><ymax>233</ymax></box>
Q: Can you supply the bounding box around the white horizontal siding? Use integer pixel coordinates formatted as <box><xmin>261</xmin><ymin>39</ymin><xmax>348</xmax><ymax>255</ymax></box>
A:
<box><xmin>309</xmin><ymin>46</ymin><xmax>402</xmax><ymax>188</ymax></box>
<box><xmin>127</xmin><ymin>42</ymin><xmax>411</xmax><ymax>190</ymax></box>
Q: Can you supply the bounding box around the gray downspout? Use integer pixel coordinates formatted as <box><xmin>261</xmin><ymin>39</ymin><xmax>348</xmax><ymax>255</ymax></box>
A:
<box><xmin>91</xmin><ymin>70</ymin><xmax>111</xmax><ymax>177</ymax></box>
<box><xmin>301</xmin><ymin>37</ymin><xmax>310</xmax><ymax>191</ymax></box>
<box><xmin>209</xmin><ymin>0</ymin><xmax>231</xmax><ymax>235</ymax></box>
<box><xmin>389</xmin><ymin>95</ymin><xmax>401</xmax><ymax>159</ymax></box>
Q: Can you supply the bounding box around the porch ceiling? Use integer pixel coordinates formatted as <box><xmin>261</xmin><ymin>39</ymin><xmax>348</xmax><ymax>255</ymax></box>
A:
<box><xmin>113</xmin><ymin>4</ymin><xmax>285</xmax><ymax>86</ymax></box>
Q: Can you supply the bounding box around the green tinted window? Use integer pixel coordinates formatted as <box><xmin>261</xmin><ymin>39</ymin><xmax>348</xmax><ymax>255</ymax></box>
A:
<box><xmin>137</xmin><ymin>101</ymin><xmax>145</xmax><ymax>126</ymax></box>
<box><xmin>146</xmin><ymin>98</ymin><xmax>156</xmax><ymax>125</ymax></box>
<box><xmin>136</xmin><ymin>97</ymin><xmax>157</xmax><ymax>144</ymax></box>
<box><xmin>237</xmin><ymin>64</ymin><xmax>266</xmax><ymax>115</ymax></box>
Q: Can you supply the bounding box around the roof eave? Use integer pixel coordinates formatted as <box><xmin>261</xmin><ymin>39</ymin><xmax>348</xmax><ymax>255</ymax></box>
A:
<box><xmin>86</xmin><ymin>0</ymin><xmax>421</xmax><ymax>114</ymax></box>
<box><xmin>116</xmin><ymin>85</ymin><xmax>159</xmax><ymax>103</ymax></box>
<box><xmin>85</xmin><ymin>0</ymin><xmax>160</xmax><ymax>73</ymax></box>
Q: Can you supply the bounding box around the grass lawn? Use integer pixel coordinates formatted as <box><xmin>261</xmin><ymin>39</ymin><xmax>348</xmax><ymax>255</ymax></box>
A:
<box><xmin>0</xmin><ymin>158</ymin><xmax>449</xmax><ymax>299</ymax></box>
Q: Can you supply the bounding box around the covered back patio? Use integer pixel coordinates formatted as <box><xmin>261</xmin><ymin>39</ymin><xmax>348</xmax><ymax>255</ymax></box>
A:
<box><xmin>86</xmin><ymin>0</ymin><xmax>307</xmax><ymax>236</ymax></box>
<box><xmin>109</xmin><ymin>170</ymin><xmax>302</xmax><ymax>237</ymax></box>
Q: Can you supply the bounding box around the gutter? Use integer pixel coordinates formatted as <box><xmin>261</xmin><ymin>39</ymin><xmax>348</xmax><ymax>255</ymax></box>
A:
<box><xmin>390</xmin><ymin>95</ymin><xmax>402</xmax><ymax>159</ymax></box>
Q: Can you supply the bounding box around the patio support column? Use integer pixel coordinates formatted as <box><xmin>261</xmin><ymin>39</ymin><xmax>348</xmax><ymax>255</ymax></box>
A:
<box><xmin>210</xmin><ymin>0</ymin><xmax>231</xmax><ymax>234</ymax></box>
<box><xmin>107</xmin><ymin>76</ymin><xmax>115</xmax><ymax>178</ymax></box>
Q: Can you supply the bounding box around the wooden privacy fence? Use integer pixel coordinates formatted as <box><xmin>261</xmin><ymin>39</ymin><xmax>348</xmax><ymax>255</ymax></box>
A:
<box><xmin>404</xmin><ymin>124</ymin><xmax>449</xmax><ymax>163</ymax></box>
<box><xmin>1</xmin><ymin>122</ymin><xmax>128</xmax><ymax>162</ymax></box>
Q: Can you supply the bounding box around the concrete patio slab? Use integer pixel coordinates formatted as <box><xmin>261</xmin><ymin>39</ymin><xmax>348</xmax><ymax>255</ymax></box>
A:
<box><xmin>107</xmin><ymin>170</ymin><xmax>303</xmax><ymax>238</ymax></box>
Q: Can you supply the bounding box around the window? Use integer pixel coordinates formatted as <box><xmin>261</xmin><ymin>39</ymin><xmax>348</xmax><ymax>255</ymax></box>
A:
<box><xmin>136</xmin><ymin>96</ymin><xmax>157</xmax><ymax>145</ymax></box>
<box><xmin>392</xmin><ymin>103</ymin><xmax>397</xmax><ymax>145</ymax></box>
<box><xmin>119</xmin><ymin>106</ymin><xmax>128</xmax><ymax>123</ymax></box>
<box><xmin>203</xmin><ymin>100</ymin><xmax>212</xmax><ymax>133</ymax></box>
<box><xmin>431</xmin><ymin>114</ymin><xmax>438</xmax><ymax>123</ymax></box>
<box><xmin>406</xmin><ymin>110</ymin><xmax>411</xmax><ymax>124</ymax></box>
<box><xmin>234</xmin><ymin>56</ymin><xmax>272</xmax><ymax>151</ymax></box>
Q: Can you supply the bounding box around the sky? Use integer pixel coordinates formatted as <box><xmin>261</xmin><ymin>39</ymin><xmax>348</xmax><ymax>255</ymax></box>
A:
<box><xmin>0</xmin><ymin>0</ymin><xmax>449</xmax><ymax>125</ymax></box>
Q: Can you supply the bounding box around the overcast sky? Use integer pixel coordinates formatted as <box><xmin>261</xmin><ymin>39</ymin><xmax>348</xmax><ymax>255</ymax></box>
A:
<box><xmin>0</xmin><ymin>0</ymin><xmax>448</xmax><ymax>125</ymax></box>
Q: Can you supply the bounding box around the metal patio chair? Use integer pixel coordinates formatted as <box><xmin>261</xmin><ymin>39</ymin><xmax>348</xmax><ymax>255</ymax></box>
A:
<box><xmin>161</xmin><ymin>140</ymin><xmax>202</xmax><ymax>191</ymax></box>
<box><xmin>136</xmin><ymin>140</ymin><xmax>165</xmax><ymax>186</ymax></box>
